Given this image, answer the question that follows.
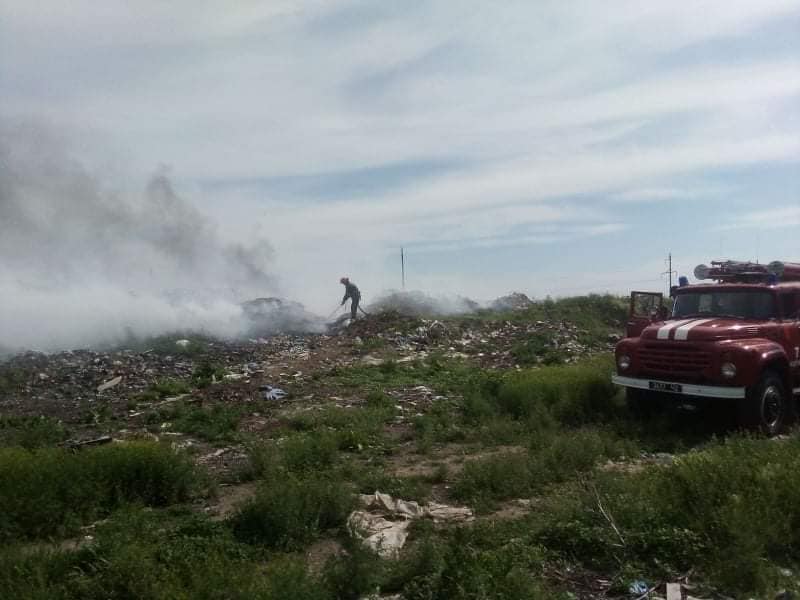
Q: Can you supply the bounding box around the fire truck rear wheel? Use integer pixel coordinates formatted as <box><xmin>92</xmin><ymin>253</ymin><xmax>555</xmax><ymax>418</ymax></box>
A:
<box><xmin>739</xmin><ymin>371</ymin><xmax>791</xmax><ymax>436</ymax></box>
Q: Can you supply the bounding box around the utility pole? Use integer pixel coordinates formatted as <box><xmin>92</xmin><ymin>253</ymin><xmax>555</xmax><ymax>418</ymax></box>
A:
<box><xmin>661</xmin><ymin>252</ymin><xmax>677</xmax><ymax>294</ymax></box>
<box><xmin>401</xmin><ymin>247</ymin><xmax>406</xmax><ymax>290</ymax></box>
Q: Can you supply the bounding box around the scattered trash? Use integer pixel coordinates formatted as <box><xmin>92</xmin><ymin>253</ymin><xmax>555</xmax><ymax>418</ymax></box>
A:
<box><xmin>628</xmin><ymin>580</ymin><xmax>649</xmax><ymax>596</ymax></box>
<box><xmin>348</xmin><ymin>511</ymin><xmax>412</xmax><ymax>558</ymax></box>
<box><xmin>97</xmin><ymin>375</ymin><xmax>123</xmax><ymax>393</ymax></box>
<box><xmin>348</xmin><ymin>492</ymin><xmax>474</xmax><ymax>558</ymax></box>
<box><xmin>175</xmin><ymin>339</ymin><xmax>191</xmax><ymax>348</ymax></box>
<box><xmin>65</xmin><ymin>435</ymin><xmax>114</xmax><ymax>450</ymax></box>
<box><xmin>666</xmin><ymin>582</ymin><xmax>681</xmax><ymax>600</ymax></box>
<box><xmin>261</xmin><ymin>385</ymin><xmax>287</xmax><ymax>401</ymax></box>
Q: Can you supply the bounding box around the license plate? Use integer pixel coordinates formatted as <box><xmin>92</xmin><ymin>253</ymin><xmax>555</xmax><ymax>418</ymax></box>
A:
<box><xmin>649</xmin><ymin>381</ymin><xmax>683</xmax><ymax>393</ymax></box>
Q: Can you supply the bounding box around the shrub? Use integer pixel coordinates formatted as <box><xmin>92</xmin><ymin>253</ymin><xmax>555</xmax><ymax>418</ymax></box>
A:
<box><xmin>0</xmin><ymin>442</ymin><xmax>198</xmax><ymax>541</ymax></box>
<box><xmin>536</xmin><ymin>435</ymin><xmax>800</xmax><ymax>596</ymax></box>
<box><xmin>495</xmin><ymin>356</ymin><xmax>618</xmax><ymax>426</ymax></box>
<box><xmin>381</xmin><ymin>524</ymin><xmax>558</xmax><ymax>600</ymax></box>
<box><xmin>191</xmin><ymin>359</ymin><xmax>227</xmax><ymax>388</ymax></box>
<box><xmin>229</xmin><ymin>474</ymin><xmax>354</xmax><ymax>550</ymax></box>
<box><xmin>452</xmin><ymin>428</ymin><xmax>635</xmax><ymax>508</ymax></box>
<box><xmin>0</xmin><ymin>416</ymin><xmax>69</xmax><ymax>449</ymax></box>
<box><xmin>171</xmin><ymin>404</ymin><xmax>242</xmax><ymax>442</ymax></box>
<box><xmin>0</xmin><ymin>508</ymin><xmax>332</xmax><ymax>600</ymax></box>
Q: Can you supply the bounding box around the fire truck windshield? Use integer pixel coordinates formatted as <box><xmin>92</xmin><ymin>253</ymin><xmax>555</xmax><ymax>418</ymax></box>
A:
<box><xmin>672</xmin><ymin>290</ymin><xmax>777</xmax><ymax>320</ymax></box>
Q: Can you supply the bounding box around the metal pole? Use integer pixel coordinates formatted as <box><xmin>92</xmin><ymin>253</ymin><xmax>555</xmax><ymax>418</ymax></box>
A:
<box><xmin>401</xmin><ymin>247</ymin><xmax>405</xmax><ymax>290</ymax></box>
<box><xmin>668</xmin><ymin>253</ymin><xmax>673</xmax><ymax>290</ymax></box>
<box><xmin>661</xmin><ymin>252</ymin><xmax>676</xmax><ymax>295</ymax></box>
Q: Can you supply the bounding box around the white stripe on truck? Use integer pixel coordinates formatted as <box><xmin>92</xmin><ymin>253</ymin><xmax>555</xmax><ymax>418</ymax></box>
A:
<box><xmin>656</xmin><ymin>319</ymin><xmax>694</xmax><ymax>340</ymax></box>
<box><xmin>673</xmin><ymin>318</ymin><xmax>714</xmax><ymax>341</ymax></box>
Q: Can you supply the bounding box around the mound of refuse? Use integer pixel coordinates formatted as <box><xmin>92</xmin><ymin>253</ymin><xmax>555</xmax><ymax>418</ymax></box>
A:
<box><xmin>489</xmin><ymin>291</ymin><xmax>534</xmax><ymax>311</ymax></box>
<box><xmin>366</xmin><ymin>290</ymin><xmax>479</xmax><ymax>317</ymax></box>
<box><xmin>240</xmin><ymin>297</ymin><xmax>325</xmax><ymax>336</ymax></box>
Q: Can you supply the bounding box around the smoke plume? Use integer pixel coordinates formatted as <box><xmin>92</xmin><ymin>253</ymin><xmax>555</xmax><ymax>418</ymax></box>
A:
<box><xmin>0</xmin><ymin>120</ymin><xmax>282</xmax><ymax>352</ymax></box>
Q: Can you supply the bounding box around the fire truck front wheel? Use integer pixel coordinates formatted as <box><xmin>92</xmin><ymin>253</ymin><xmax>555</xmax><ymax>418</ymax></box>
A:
<box><xmin>626</xmin><ymin>388</ymin><xmax>666</xmax><ymax>417</ymax></box>
<box><xmin>738</xmin><ymin>371</ymin><xmax>792</xmax><ymax>436</ymax></box>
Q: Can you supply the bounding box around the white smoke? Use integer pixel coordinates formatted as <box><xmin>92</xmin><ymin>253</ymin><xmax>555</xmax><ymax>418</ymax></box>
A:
<box><xmin>367</xmin><ymin>290</ymin><xmax>479</xmax><ymax>316</ymax></box>
<box><xmin>0</xmin><ymin>119</ymin><xmax>283</xmax><ymax>352</ymax></box>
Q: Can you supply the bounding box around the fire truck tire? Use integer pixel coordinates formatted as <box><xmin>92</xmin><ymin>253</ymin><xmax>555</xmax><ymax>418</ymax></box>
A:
<box><xmin>626</xmin><ymin>388</ymin><xmax>665</xmax><ymax>417</ymax></box>
<box><xmin>738</xmin><ymin>371</ymin><xmax>791</xmax><ymax>436</ymax></box>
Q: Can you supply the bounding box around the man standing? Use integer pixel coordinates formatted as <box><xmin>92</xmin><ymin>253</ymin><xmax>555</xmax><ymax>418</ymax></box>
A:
<box><xmin>340</xmin><ymin>277</ymin><xmax>361</xmax><ymax>320</ymax></box>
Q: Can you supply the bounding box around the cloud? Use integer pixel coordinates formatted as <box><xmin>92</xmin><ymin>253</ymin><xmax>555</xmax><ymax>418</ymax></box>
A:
<box><xmin>1</xmin><ymin>0</ymin><xmax>799</xmax><ymax>331</ymax></box>
<box><xmin>715</xmin><ymin>206</ymin><xmax>800</xmax><ymax>231</ymax></box>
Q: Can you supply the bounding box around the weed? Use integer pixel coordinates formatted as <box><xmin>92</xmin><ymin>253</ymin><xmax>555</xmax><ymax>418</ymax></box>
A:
<box><xmin>535</xmin><ymin>435</ymin><xmax>800</xmax><ymax>596</ymax></box>
<box><xmin>122</xmin><ymin>332</ymin><xmax>212</xmax><ymax>356</ymax></box>
<box><xmin>510</xmin><ymin>333</ymin><xmax>566</xmax><ymax>366</ymax></box>
<box><xmin>0</xmin><ymin>416</ymin><xmax>69</xmax><ymax>449</ymax></box>
<box><xmin>0</xmin><ymin>367</ymin><xmax>29</xmax><ymax>393</ymax></box>
<box><xmin>452</xmin><ymin>428</ymin><xmax>635</xmax><ymax>509</ymax></box>
<box><xmin>346</xmin><ymin>464</ymin><xmax>433</xmax><ymax>501</ymax></box>
<box><xmin>229</xmin><ymin>474</ymin><xmax>354</xmax><ymax>550</ymax></box>
<box><xmin>288</xmin><ymin>403</ymin><xmax>394</xmax><ymax>454</ymax></box>
<box><xmin>191</xmin><ymin>359</ymin><xmax>227</xmax><ymax>388</ymax></box>
<box><xmin>495</xmin><ymin>356</ymin><xmax>619</xmax><ymax>426</ymax></box>
<box><xmin>0</xmin><ymin>442</ymin><xmax>199</xmax><ymax>541</ymax></box>
<box><xmin>0</xmin><ymin>507</ymin><xmax>332</xmax><ymax>600</ymax></box>
<box><xmin>137</xmin><ymin>378</ymin><xmax>191</xmax><ymax>402</ymax></box>
<box><xmin>171</xmin><ymin>403</ymin><xmax>242</xmax><ymax>443</ymax></box>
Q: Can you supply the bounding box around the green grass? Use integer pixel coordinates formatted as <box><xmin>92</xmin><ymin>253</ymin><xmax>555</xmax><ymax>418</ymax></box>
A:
<box><xmin>119</xmin><ymin>332</ymin><xmax>213</xmax><ymax>356</ymax></box>
<box><xmin>171</xmin><ymin>404</ymin><xmax>243</xmax><ymax>442</ymax></box>
<box><xmin>533</xmin><ymin>435</ymin><xmax>800</xmax><ymax>596</ymax></box>
<box><xmin>493</xmin><ymin>355</ymin><xmax>619</xmax><ymax>426</ymax></box>
<box><xmin>325</xmin><ymin>355</ymin><xmax>483</xmax><ymax>395</ymax></box>
<box><xmin>463</xmin><ymin>294</ymin><xmax>626</xmax><ymax>346</ymax></box>
<box><xmin>0</xmin><ymin>366</ymin><xmax>29</xmax><ymax>393</ymax></box>
<box><xmin>229</xmin><ymin>473</ymin><xmax>354</xmax><ymax>550</ymax></box>
<box><xmin>0</xmin><ymin>442</ymin><xmax>200</xmax><ymax>541</ymax></box>
<box><xmin>191</xmin><ymin>359</ymin><xmax>227</xmax><ymax>388</ymax></box>
<box><xmin>0</xmin><ymin>416</ymin><xmax>69</xmax><ymax>449</ymax></box>
<box><xmin>0</xmin><ymin>508</ymin><xmax>331</xmax><ymax>600</ymax></box>
<box><xmin>452</xmin><ymin>428</ymin><xmax>637</xmax><ymax>510</ymax></box>
<box><xmin>287</xmin><ymin>393</ymin><xmax>397</xmax><ymax>455</ymax></box>
<box><xmin>136</xmin><ymin>378</ymin><xmax>192</xmax><ymax>403</ymax></box>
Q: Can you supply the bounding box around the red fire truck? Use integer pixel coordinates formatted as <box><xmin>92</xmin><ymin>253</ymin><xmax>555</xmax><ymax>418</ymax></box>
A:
<box><xmin>612</xmin><ymin>260</ymin><xmax>800</xmax><ymax>435</ymax></box>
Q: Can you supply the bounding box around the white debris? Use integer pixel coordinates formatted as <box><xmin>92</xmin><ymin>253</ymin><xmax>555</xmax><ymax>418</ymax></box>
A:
<box><xmin>349</xmin><ymin>492</ymin><xmax>474</xmax><ymax>558</ymax></box>
<box><xmin>97</xmin><ymin>375</ymin><xmax>122</xmax><ymax>393</ymax></box>
<box><xmin>348</xmin><ymin>511</ymin><xmax>412</xmax><ymax>558</ymax></box>
<box><xmin>261</xmin><ymin>385</ymin><xmax>287</xmax><ymax>400</ymax></box>
<box><xmin>175</xmin><ymin>339</ymin><xmax>191</xmax><ymax>348</ymax></box>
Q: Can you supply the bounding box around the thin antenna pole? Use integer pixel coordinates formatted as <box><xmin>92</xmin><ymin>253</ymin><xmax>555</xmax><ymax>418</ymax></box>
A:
<box><xmin>661</xmin><ymin>252</ymin><xmax>676</xmax><ymax>295</ymax></box>
<box><xmin>401</xmin><ymin>247</ymin><xmax>406</xmax><ymax>290</ymax></box>
<box><xmin>668</xmin><ymin>253</ymin><xmax>673</xmax><ymax>290</ymax></box>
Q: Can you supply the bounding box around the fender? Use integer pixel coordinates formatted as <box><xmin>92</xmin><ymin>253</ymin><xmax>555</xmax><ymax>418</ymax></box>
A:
<box><xmin>724</xmin><ymin>338</ymin><xmax>790</xmax><ymax>389</ymax></box>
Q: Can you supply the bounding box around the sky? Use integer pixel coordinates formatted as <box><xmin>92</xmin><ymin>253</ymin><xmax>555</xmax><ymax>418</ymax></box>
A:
<box><xmin>2</xmin><ymin>0</ymin><xmax>799</xmax><ymax>332</ymax></box>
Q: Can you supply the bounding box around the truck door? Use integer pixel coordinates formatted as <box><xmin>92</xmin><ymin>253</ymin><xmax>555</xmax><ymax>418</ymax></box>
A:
<box><xmin>780</xmin><ymin>291</ymin><xmax>800</xmax><ymax>392</ymax></box>
<box><xmin>627</xmin><ymin>291</ymin><xmax>664</xmax><ymax>338</ymax></box>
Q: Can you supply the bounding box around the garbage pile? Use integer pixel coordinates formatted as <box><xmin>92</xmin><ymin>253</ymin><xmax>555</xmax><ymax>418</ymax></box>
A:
<box><xmin>342</xmin><ymin>312</ymin><xmax>611</xmax><ymax>368</ymax></box>
<box><xmin>366</xmin><ymin>291</ymin><xmax>480</xmax><ymax>317</ymax></box>
<box><xmin>241</xmin><ymin>297</ymin><xmax>325</xmax><ymax>336</ymax></box>
<box><xmin>489</xmin><ymin>291</ymin><xmax>534</xmax><ymax>311</ymax></box>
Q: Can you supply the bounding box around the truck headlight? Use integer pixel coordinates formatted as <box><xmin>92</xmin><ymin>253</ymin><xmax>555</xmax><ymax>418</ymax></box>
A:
<box><xmin>618</xmin><ymin>354</ymin><xmax>631</xmax><ymax>370</ymax></box>
<box><xmin>721</xmin><ymin>362</ymin><xmax>737</xmax><ymax>379</ymax></box>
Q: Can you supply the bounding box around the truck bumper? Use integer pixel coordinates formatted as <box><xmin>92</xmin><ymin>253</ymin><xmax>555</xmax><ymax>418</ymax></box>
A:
<box><xmin>611</xmin><ymin>375</ymin><xmax>745</xmax><ymax>399</ymax></box>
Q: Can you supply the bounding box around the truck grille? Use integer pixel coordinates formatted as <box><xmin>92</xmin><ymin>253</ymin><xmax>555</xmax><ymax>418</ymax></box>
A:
<box><xmin>638</xmin><ymin>343</ymin><xmax>710</xmax><ymax>377</ymax></box>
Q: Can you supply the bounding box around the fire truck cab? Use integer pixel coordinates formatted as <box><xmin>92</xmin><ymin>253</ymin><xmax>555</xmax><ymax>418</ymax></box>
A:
<box><xmin>613</xmin><ymin>260</ymin><xmax>800</xmax><ymax>435</ymax></box>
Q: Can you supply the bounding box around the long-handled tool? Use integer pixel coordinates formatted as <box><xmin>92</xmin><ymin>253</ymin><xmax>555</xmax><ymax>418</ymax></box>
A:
<box><xmin>326</xmin><ymin>304</ymin><xmax>345</xmax><ymax>320</ymax></box>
